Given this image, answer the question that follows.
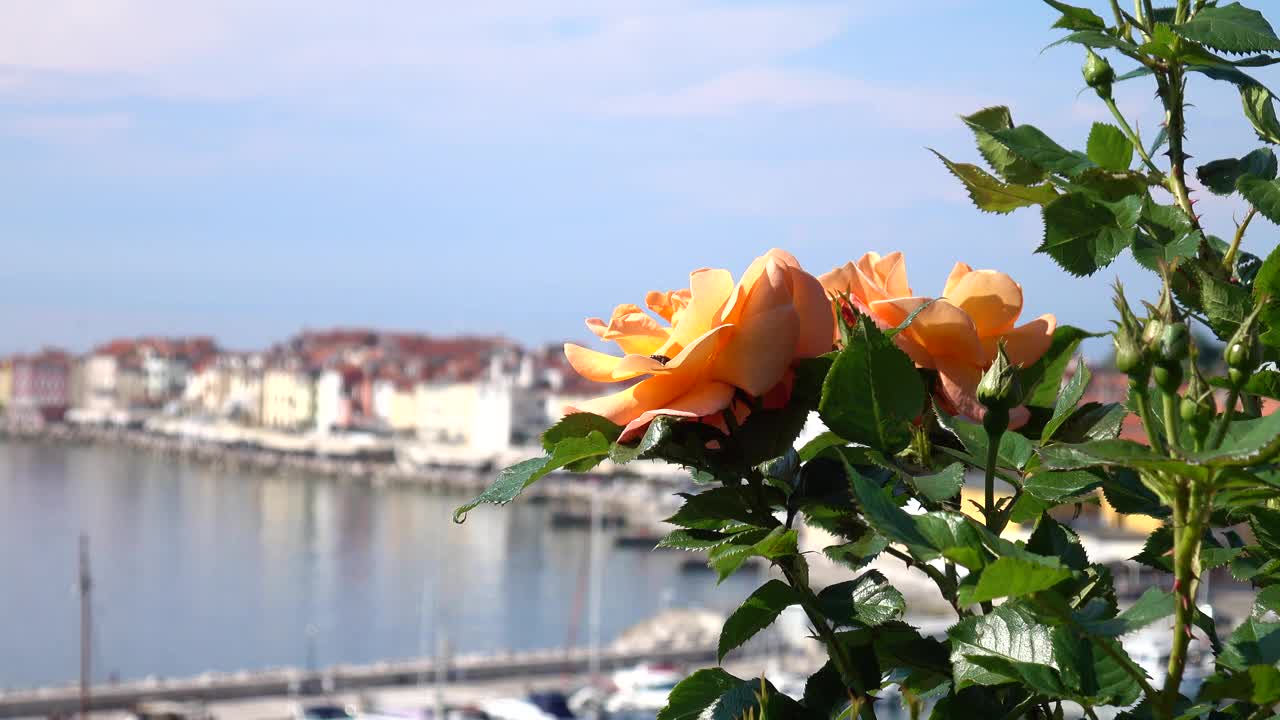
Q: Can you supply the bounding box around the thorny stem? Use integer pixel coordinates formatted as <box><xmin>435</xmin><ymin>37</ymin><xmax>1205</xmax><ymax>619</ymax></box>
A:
<box><xmin>1224</xmin><ymin>206</ymin><xmax>1259</xmax><ymax>271</ymax></box>
<box><xmin>1105</xmin><ymin>96</ymin><xmax>1162</xmax><ymax>175</ymax></box>
<box><xmin>1162</xmin><ymin>477</ymin><xmax>1210</xmax><ymax>719</ymax></box>
<box><xmin>1160</xmin><ymin>35</ymin><xmax>1201</xmax><ymax>232</ymax></box>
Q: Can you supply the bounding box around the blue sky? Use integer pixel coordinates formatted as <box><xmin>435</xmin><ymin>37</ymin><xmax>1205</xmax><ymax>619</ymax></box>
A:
<box><xmin>1</xmin><ymin>0</ymin><xmax>1275</xmax><ymax>356</ymax></box>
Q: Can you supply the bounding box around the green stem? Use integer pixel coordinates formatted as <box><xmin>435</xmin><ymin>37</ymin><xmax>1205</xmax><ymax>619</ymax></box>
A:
<box><xmin>1140</xmin><ymin>0</ymin><xmax>1157</xmax><ymax>32</ymax></box>
<box><xmin>1161</xmin><ymin>58</ymin><xmax>1201</xmax><ymax>232</ymax></box>
<box><xmin>1176</xmin><ymin>0</ymin><xmax>1191</xmax><ymax>23</ymax></box>
<box><xmin>885</xmin><ymin>546</ymin><xmax>962</xmax><ymax>617</ymax></box>
<box><xmin>1208</xmin><ymin>387</ymin><xmax>1240</xmax><ymax>449</ymax></box>
<box><xmin>984</xmin><ymin>435</ymin><xmax>1000</xmax><ymax>530</ymax></box>
<box><xmin>1224</xmin><ymin>206</ymin><xmax>1258</xmax><ymax>271</ymax></box>
<box><xmin>1110</xmin><ymin>0</ymin><xmax>1128</xmax><ymax>32</ymax></box>
<box><xmin>1105</xmin><ymin>96</ymin><xmax>1162</xmax><ymax>175</ymax></box>
<box><xmin>1162</xmin><ymin>479</ymin><xmax>1208</xmax><ymax>718</ymax></box>
<box><xmin>998</xmin><ymin>695</ymin><xmax>1039</xmax><ymax>720</ymax></box>
<box><xmin>779</xmin><ymin>558</ymin><xmax>877</xmax><ymax>719</ymax></box>
<box><xmin>1243</xmin><ymin>392</ymin><xmax>1262</xmax><ymax>418</ymax></box>
<box><xmin>1162</xmin><ymin>387</ymin><xmax>1181</xmax><ymax>455</ymax></box>
<box><xmin>979</xmin><ymin>419</ymin><xmax>1006</xmax><ymax>615</ymax></box>
<box><xmin>1131</xmin><ymin>377</ymin><xmax>1167</xmax><ymax>454</ymax></box>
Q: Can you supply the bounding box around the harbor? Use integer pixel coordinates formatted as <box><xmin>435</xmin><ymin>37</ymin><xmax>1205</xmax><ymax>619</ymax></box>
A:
<box><xmin>0</xmin><ymin>439</ymin><xmax>759</xmax><ymax>693</ymax></box>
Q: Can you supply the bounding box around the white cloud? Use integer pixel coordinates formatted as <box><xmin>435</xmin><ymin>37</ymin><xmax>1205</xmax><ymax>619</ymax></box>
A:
<box><xmin>0</xmin><ymin>1</ymin><xmax>862</xmax><ymax>107</ymax></box>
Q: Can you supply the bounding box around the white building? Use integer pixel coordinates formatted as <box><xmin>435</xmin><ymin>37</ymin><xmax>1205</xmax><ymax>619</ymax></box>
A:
<box><xmin>413</xmin><ymin>352</ymin><xmax>552</xmax><ymax>451</ymax></box>
<box><xmin>83</xmin><ymin>353</ymin><xmax>120</xmax><ymax>412</ymax></box>
<box><xmin>142</xmin><ymin>349</ymin><xmax>190</xmax><ymax>400</ymax></box>
<box><xmin>314</xmin><ymin>368</ymin><xmax>349</xmax><ymax>434</ymax></box>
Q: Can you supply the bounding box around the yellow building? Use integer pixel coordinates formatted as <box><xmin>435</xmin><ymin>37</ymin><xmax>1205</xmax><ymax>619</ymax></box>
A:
<box><xmin>261</xmin><ymin>369</ymin><xmax>316</xmax><ymax>431</ymax></box>
<box><xmin>388</xmin><ymin>384</ymin><xmax>417</xmax><ymax>433</ymax></box>
<box><xmin>414</xmin><ymin>381</ymin><xmax>479</xmax><ymax>445</ymax></box>
<box><xmin>0</xmin><ymin>359</ymin><xmax>11</xmax><ymax>412</ymax></box>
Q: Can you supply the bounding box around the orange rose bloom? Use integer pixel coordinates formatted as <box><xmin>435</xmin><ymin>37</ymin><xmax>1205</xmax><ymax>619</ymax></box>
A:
<box><xmin>820</xmin><ymin>252</ymin><xmax>1055</xmax><ymax>427</ymax></box>
<box><xmin>564</xmin><ymin>249</ymin><xmax>835</xmax><ymax>440</ymax></box>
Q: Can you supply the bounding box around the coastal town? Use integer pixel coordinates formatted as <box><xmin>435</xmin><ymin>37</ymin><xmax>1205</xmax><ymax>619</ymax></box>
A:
<box><xmin>0</xmin><ymin>330</ymin><xmax>621</xmax><ymax>465</ymax></box>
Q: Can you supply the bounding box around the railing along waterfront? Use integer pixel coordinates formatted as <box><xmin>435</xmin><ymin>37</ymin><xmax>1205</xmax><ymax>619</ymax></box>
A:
<box><xmin>0</xmin><ymin>642</ymin><xmax>756</xmax><ymax>717</ymax></box>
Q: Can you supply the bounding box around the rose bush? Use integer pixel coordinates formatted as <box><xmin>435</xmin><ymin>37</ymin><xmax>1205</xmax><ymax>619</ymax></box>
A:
<box><xmin>458</xmin><ymin>2</ymin><xmax>1280</xmax><ymax>719</ymax></box>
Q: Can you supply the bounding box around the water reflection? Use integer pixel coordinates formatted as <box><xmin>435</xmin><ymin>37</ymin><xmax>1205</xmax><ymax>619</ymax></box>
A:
<box><xmin>0</xmin><ymin>441</ymin><xmax>759</xmax><ymax>688</ymax></box>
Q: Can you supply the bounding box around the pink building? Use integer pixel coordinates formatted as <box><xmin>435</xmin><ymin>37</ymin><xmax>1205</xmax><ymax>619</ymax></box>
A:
<box><xmin>8</xmin><ymin>349</ymin><xmax>72</xmax><ymax>425</ymax></box>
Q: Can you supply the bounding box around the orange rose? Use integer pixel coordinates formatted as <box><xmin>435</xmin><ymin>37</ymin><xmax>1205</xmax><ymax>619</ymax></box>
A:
<box><xmin>820</xmin><ymin>253</ymin><xmax>1055</xmax><ymax>427</ymax></box>
<box><xmin>564</xmin><ymin>249</ymin><xmax>834</xmax><ymax>440</ymax></box>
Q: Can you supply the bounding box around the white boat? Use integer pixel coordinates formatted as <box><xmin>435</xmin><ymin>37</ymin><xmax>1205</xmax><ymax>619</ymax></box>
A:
<box><xmin>479</xmin><ymin>698</ymin><xmax>559</xmax><ymax>720</ymax></box>
<box><xmin>604</xmin><ymin>663</ymin><xmax>684</xmax><ymax>714</ymax></box>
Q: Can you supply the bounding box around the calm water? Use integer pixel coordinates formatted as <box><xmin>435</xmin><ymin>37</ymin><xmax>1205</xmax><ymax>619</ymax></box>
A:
<box><xmin>0</xmin><ymin>441</ymin><xmax>758</xmax><ymax>688</ymax></box>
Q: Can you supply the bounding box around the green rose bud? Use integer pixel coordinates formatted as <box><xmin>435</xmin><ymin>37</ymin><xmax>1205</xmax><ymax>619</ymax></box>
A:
<box><xmin>1083</xmin><ymin>48</ymin><xmax>1115</xmax><ymax>99</ymax></box>
<box><xmin>977</xmin><ymin>342</ymin><xmax>1021</xmax><ymax>411</ymax></box>
<box><xmin>1159</xmin><ymin>322</ymin><xmax>1190</xmax><ymax>365</ymax></box>
<box><xmin>1153</xmin><ymin>362</ymin><xmax>1183</xmax><ymax>395</ymax></box>
<box><xmin>1112</xmin><ymin>281</ymin><xmax>1149</xmax><ymax>379</ymax></box>
<box><xmin>1113</xmin><ymin>329</ymin><xmax>1147</xmax><ymax>377</ymax></box>
<box><xmin>1142</xmin><ymin>316</ymin><xmax>1166</xmax><ymax>356</ymax></box>
<box><xmin>1225</xmin><ymin>305</ymin><xmax>1263</xmax><ymax>387</ymax></box>
<box><xmin>1181</xmin><ymin>368</ymin><xmax>1216</xmax><ymax>446</ymax></box>
<box><xmin>1226</xmin><ymin>341</ymin><xmax>1252</xmax><ymax>369</ymax></box>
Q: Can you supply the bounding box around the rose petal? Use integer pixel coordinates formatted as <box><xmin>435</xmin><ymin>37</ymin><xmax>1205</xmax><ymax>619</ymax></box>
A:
<box><xmin>668</xmin><ymin>268</ymin><xmax>735</xmax><ymax>348</ymax></box>
<box><xmin>819</xmin><ymin>262</ymin><xmax>857</xmax><ymax>297</ymax></box>
<box><xmin>941</xmin><ymin>262</ymin><xmax>973</xmax><ymax>298</ymax></box>
<box><xmin>645</xmin><ymin>288</ymin><xmax>691</xmax><ymax>322</ymax></box>
<box><xmin>617</xmin><ymin>380</ymin><xmax>737</xmax><ymax>442</ymax></box>
<box><xmin>871</xmin><ymin>297</ymin><xmax>983</xmax><ymax>368</ymax></box>
<box><xmin>564</xmin><ymin>325</ymin><xmax>731</xmax><ymax>427</ymax></box>
<box><xmin>563</xmin><ymin>344</ymin><xmax>669</xmax><ymax>383</ymax></box>
<box><xmin>874</xmin><ymin>251</ymin><xmax>911</xmax><ymax>297</ymax></box>
<box><xmin>711</xmin><ymin>304</ymin><xmax>801</xmax><ymax>396</ymax></box>
<box><xmin>943</xmin><ymin>268</ymin><xmax>1023</xmax><ymax>338</ymax></box>
<box><xmin>789</xmin><ymin>266</ymin><xmax>836</xmax><ymax>358</ymax></box>
<box><xmin>999</xmin><ymin>314</ymin><xmax>1057</xmax><ymax>367</ymax></box>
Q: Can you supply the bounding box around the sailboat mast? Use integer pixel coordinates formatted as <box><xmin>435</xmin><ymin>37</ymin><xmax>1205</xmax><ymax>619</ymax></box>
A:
<box><xmin>79</xmin><ymin>533</ymin><xmax>92</xmax><ymax>719</ymax></box>
<box><xmin>587</xmin><ymin>480</ymin><xmax>603</xmax><ymax>684</ymax></box>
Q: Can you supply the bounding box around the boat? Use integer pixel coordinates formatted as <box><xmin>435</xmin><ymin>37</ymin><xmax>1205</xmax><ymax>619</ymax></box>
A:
<box><xmin>603</xmin><ymin>663</ymin><xmax>684</xmax><ymax>715</ymax></box>
<box><xmin>549</xmin><ymin>509</ymin><xmax>625</xmax><ymax>529</ymax></box>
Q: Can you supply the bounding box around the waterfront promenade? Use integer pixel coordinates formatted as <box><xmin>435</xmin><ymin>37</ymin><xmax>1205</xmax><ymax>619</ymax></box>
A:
<box><xmin>0</xmin><ymin>421</ymin><xmax>685</xmax><ymax>493</ymax></box>
<box><xmin>0</xmin><ymin>625</ymin><xmax>802</xmax><ymax>718</ymax></box>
